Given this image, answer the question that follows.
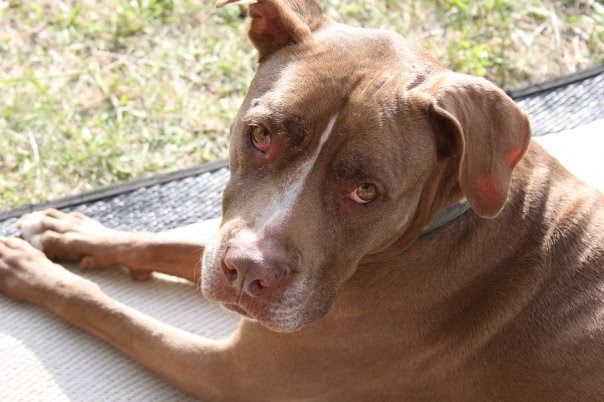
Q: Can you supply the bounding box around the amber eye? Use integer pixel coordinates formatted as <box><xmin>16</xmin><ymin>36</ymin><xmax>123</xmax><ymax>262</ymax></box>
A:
<box><xmin>349</xmin><ymin>183</ymin><xmax>378</xmax><ymax>204</ymax></box>
<box><xmin>250</xmin><ymin>125</ymin><xmax>271</xmax><ymax>152</ymax></box>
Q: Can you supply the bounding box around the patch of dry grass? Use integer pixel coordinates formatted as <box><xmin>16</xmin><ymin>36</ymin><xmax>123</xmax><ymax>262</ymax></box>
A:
<box><xmin>0</xmin><ymin>0</ymin><xmax>602</xmax><ymax>210</ymax></box>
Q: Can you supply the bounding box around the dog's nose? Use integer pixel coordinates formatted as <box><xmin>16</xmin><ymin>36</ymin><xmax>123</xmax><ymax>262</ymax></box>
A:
<box><xmin>222</xmin><ymin>245</ymin><xmax>290</xmax><ymax>297</ymax></box>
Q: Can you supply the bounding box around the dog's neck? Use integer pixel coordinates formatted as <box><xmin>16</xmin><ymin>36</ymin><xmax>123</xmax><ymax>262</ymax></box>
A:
<box><xmin>420</xmin><ymin>198</ymin><xmax>470</xmax><ymax>236</ymax></box>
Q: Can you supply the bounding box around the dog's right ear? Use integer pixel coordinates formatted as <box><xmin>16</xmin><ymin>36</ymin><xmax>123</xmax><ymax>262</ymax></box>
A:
<box><xmin>216</xmin><ymin>0</ymin><xmax>329</xmax><ymax>60</ymax></box>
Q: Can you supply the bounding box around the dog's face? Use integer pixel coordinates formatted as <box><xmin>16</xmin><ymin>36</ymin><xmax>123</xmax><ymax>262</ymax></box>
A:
<box><xmin>202</xmin><ymin>0</ymin><xmax>530</xmax><ymax>332</ymax></box>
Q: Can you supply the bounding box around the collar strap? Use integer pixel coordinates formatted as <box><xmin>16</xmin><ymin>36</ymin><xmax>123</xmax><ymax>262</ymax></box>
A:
<box><xmin>420</xmin><ymin>199</ymin><xmax>471</xmax><ymax>236</ymax></box>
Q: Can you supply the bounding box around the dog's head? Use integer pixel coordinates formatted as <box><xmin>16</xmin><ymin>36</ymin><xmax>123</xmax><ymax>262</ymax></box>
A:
<box><xmin>202</xmin><ymin>0</ymin><xmax>531</xmax><ymax>332</ymax></box>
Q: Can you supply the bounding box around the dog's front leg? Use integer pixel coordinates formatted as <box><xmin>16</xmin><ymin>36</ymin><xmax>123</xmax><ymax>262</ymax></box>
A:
<box><xmin>0</xmin><ymin>236</ymin><xmax>239</xmax><ymax>400</ymax></box>
<box><xmin>16</xmin><ymin>209</ymin><xmax>220</xmax><ymax>282</ymax></box>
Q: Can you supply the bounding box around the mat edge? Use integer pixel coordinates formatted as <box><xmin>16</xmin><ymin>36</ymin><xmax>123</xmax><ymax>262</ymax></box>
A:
<box><xmin>0</xmin><ymin>160</ymin><xmax>229</xmax><ymax>221</ymax></box>
<box><xmin>506</xmin><ymin>64</ymin><xmax>604</xmax><ymax>99</ymax></box>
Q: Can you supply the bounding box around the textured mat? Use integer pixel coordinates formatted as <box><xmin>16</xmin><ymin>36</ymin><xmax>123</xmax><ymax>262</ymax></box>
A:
<box><xmin>0</xmin><ymin>168</ymin><xmax>233</xmax><ymax>400</ymax></box>
<box><xmin>0</xmin><ymin>269</ymin><xmax>240</xmax><ymax>401</ymax></box>
<box><xmin>512</xmin><ymin>67</ymin><xmax>604</xmax><ymax>137</ymax></box>
<box><xmin>0</xmin><ymin>66</ymin><xmax>603</xmax><ymax>401</ymax></box>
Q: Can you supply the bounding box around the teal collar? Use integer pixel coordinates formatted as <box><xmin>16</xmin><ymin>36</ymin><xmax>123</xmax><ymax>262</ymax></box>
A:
<box><xmin>420</xmin><ymin>199</ymin><xmax>471</xmax><ymax>236</ymax></box>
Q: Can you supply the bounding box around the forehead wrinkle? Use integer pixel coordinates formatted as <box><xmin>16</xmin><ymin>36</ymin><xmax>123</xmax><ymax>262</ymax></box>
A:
<box><xmin>245</xmin><ymin>101</ymin><xmax>311</xmax><ymax>143</ymax></box>
<box><xmin>330</xmin><ymin>109</ymin><xmax>400</xmax><ymax>188</ymax></box>
<box><xmin>335</xmin><ymin>153</ymin><xmax>382</xmax><ymax>181</ymax></box>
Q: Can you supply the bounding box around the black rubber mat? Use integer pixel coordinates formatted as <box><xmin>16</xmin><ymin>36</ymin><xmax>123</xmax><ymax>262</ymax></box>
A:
<box><xmin>1</xmin><ymin>66</ymin><xmax>603</xmax><ymax>236</ymax></box>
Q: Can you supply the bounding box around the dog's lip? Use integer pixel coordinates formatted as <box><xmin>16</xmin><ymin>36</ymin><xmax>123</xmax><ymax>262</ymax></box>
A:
<box><xmin>222</xmin><ymin>302</ymin><xmax>249</xmax><ymax>317</ymax></box>
<box><xmin>222</xmin><ymin>301</ymin><xmax>264</xmax><ymax>321</ymax></box>
<box><xmin>221</xmin><ymin>300</ymin><xmax>276</xmax><ymax>323</ymax></box>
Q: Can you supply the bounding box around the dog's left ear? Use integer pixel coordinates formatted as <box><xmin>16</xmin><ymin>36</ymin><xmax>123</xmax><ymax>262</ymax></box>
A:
<box><xmin>216</xmin><ymin>0</ymin><xmax>328</xmax><ymax>60</ymax></box>
<box><xmin>422</xmin><ymin>72</ymin><xmax>531</xmax><ymax>218</ymax></box>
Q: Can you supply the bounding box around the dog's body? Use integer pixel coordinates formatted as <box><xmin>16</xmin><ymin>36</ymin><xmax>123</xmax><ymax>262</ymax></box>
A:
<box><xmin>0</xmin><ymin>1</ymin><xmax>603</xmax><ymax>400</ymax></box>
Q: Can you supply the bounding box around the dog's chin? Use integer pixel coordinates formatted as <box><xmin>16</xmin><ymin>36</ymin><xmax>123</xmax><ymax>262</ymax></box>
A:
<box><xmin>221</xmin><ymin>301</ymin><xmax>332</xmax><ymax>332</ymax></box>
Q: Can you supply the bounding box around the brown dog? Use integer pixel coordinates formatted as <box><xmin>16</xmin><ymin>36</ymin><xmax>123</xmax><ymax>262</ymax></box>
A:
<box><xmin>1</xmin><ymin>0</ymin><xmax>603</xmax><ymax>400</ymax></box>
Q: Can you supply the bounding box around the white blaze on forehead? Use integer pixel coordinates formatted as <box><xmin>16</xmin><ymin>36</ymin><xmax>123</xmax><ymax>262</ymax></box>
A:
<box><xmin>260</xmin><ymin>113</ymin><xmax>339</xmax><ymax>229</ymax></box>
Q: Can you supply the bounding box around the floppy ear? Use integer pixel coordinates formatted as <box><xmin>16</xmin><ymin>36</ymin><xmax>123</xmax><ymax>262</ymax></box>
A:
<box><xmin>424</xmin><ymin>72</ymin><xmax>531</xmax><ymax>218</ymax></box>
<box><xmin>216</xmin><ymin>0</ymin><xmax>328</xmax><ymax>59</ymax></box>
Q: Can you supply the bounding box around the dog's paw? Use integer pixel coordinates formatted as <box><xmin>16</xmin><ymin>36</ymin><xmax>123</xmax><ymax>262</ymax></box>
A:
<box><xmin>17</xmin><ymin>211</ymin><xmax>46</xmax><ymax>250</ymax></box>
<box><xmin>0</xmin><ymin>236</ymin><xmax>96</xmax><ymax>305</ymax></box>
<box><xmin>15</xmin><ymin>209</ymin><xmax>128</xmax><ymax>270</ymax></box>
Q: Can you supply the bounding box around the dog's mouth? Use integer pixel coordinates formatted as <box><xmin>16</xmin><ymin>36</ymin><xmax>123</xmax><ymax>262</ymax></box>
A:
<box><xmin>219</xmin><ymin>296</ymin><xmax>310</xmax><ymax>332</ymax></box>
<box><xmin>221</xmin><ymin>299</ymin><xmax>279</xmax><ymax>324</ymax></box>
<box><xmin>222</xmin><ymin>302</ymin><xmax>250</xmax><ymax>317</ymax></box>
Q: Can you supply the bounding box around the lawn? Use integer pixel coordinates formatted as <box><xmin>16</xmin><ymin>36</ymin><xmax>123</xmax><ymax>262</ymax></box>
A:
<box><xmin>1</xmin><ymin>0</ymin><xmax>602</xmax><ymax>210</ymax></box>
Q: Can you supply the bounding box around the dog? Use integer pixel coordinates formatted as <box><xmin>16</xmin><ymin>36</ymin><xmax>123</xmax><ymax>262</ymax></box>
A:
<box><xmin>1</xmin><ymin>0</ymin><xmax>602</xmax><ymax>400</ymax></box>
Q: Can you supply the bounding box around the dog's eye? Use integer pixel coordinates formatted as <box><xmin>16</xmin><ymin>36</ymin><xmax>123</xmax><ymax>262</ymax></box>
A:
<box><xmin>250</xmin><ymin>125</ymin><xmax>271</xmax><ymax>153</ymax></box>
<box><xmin>349</xmin><ymin>184</ymin><xmax>378</xmax><ymax>204</ymax></box>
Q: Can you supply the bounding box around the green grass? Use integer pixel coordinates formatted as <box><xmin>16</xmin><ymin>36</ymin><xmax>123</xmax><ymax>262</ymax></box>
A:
<box><xmin>1</xmin><ymin>0</ymin><xmax>602</xmax><ymax>210</ymax></box>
